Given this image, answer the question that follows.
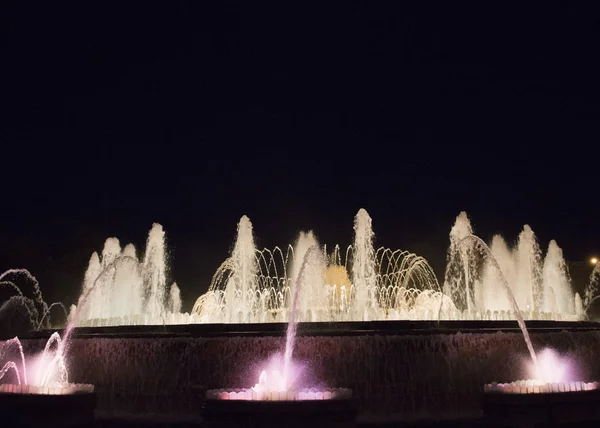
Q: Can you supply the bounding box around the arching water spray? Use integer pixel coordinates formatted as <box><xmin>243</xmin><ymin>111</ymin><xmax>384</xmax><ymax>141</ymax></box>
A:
<box><xmin>460</xmin><ymin>235</ymin><xmax>538</xmax><ymax>367</ymax></box>
<box><xmin>283</xmin><ymin>245</ymin><xmax>322</xmax><ymax>389</ymax></box>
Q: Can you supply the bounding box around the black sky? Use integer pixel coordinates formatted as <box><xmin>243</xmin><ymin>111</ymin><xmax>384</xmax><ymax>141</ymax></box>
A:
<box><xmin>2</xmin><ymin>2</ymin><xmax>600</xmax><ymax>310</ymax></box>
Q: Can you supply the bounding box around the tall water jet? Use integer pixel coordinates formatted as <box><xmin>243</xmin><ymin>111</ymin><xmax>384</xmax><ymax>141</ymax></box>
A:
<box><xmin>289</xmin><ymin>231</ymin><xmax>325</xmax><ymax>320</ymax></box>
<box><xmin>542</xmin><ymin>240</ymin><xmax>574</xmax><ymax>315</ymax></box>
<box><xmin>79</xmin><ymin>253</ymin><xmax>102</xmax><ymax>321</ymax></box>
<box><xmin>101</xmin><ymin>238</ymin><xmax>122</xmax><ymax>269</ymax></box>
<box><xmin>99</xmin><ymin>237</ymin><xmax>123</xmax><ymax>321</ymax></box>
<box><xmin>142</xmin><ymin>223</ymin><xmax>168</xmax><ymax>321</ymax></box>
<box><xmin>352</xmin><ymin>208</ymin><xmax>377</xmax><ymax>320</ymax></box>
<box><xmin>443</xmin><ymin>212</ymin><xmax>476</xmax><ymax>314</ymax></box>
<box><xmin>74</xmin><ymin>223</ymin><xmax>179</xmax><ymax>326</ymax></box>
<box><xmin>110</xmin><ymin>256</ymin><xmax>143</xmax><ymax>318</ymax></box>
<box><xmin>515</xmin><ymin>225</ymin><xmax>544</xmax><ymax>312</ymax></box>
<box><xmin>224</xmin><ymin>215</ymin><xmax>257</xmax><ymax>323</ymax></box>
<box><xmin>169</xmin><ymin>282</ymin><xmax>182</xmax><ymax>314</ymax></box>
<box><xmin>480</xmin><ymin>235</ymin><xmax>514</xmax><ymax>312</ymax></box>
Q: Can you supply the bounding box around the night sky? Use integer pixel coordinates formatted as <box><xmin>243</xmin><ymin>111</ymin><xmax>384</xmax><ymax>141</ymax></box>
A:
<box><xmin>2</xmin><ymin>3</ymin><xmax>600</xmax><ymax>311</ymax></box>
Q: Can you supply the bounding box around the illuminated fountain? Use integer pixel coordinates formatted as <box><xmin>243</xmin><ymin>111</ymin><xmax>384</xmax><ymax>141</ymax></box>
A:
<box><xmin>194</xmin><ymin>209</ymin><xmax>449</xmax><ymax>323</ymax></box>
<box><xmin>10</xmin><ymin>208</ymin><xmax>584</xmax><ymax>330</ymax></box>
<box><xmin>0</xmin><ymin>269</ymin><xmax>96</xmax><ymax>425</ymax></box>
<box><xmin>474</xmin><ymin>240</ymin><xmax>600</xmax><ymax>424</ymax></box>
<box><xmin>0</xmin><ymin>330</ymin><xmax>95</xmax><ymax>426</ymax></box>
<box><xmin>0</xmin><ymin>332</ymin><xmax>93</xmax><ymax>395</ymax></box>
<box><xmin>444</xmin><ymin>212</ymin><xmax>580</xmax><ymax>321</ymax></box>
<box><xmin>1</xmin><ymin>274</ymin><xmax>98</xmax><ymax>395</ymax></box>
<box><xmin>485</xmin><ymin>348</ymin><xmax>599</xmax><ymax>394</ymax></box>
<box><xmin>205</xmin><ymin>245</ymin><xmax>353</xmax><ymax>405</ymax></box>
<box><xmin>47</xmin><ymin>208</ymin><xmax>585</xmax><ymax>327</ymax></box>
<box><xmin>71</xmin><ymin>223</ymin><xmax>191</xmax><ymax>327</ymax></box>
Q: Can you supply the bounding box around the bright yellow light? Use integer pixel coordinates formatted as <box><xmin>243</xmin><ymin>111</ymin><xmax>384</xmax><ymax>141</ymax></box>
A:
<box><xmin>591</xmin><ymin>257</ymin><xmax>598</xmax><ymax>265</ymax></box>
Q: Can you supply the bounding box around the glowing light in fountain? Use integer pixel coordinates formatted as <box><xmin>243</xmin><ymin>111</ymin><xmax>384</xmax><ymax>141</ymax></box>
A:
<box><xmin>485</xmin><ymin>348</ymin><xmax>599</xmax><ymax>394</ymax></box>
<box><xmin>0</xmin><ymin>332</ymin><xmax>93</xmax><ymax>395</ymax></box>
<box><xmin>206</xmin><ymin>245</ymin><xmax>352</xmax><ymax>401</ymax></box>
<box><xmin>283</xmin><ymin>245</ymin><xmax>323</xmax><ymax>389</ymax></box>
<box><xmin>527</xmin><ymin>348</ymin><xmax>571</xmax><ymax>384</ymax></box>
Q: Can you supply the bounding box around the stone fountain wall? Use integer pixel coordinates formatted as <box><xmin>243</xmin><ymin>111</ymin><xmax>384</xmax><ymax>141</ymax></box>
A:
<box><xmin>20</xmin><ymin>330</ymin><xmax>600</xmax><ymax>419</ymax></box>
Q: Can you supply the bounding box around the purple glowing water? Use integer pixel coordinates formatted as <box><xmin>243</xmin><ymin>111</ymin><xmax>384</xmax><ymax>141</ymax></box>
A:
<box><xmin>0</xmin><ymin>333</ymin><xmax>67</xmax><ymax>388</ymax></box>
<box><xmin>526</xmin><ymin>348</ymin><xmax>573</xmax><ymax>384</ymax></box>
<box><xmin>206</xmin><ymin>244</ymin><xmax>351</xmax><ymax>402</ymax></box>
<box><xmin>0</xmin><ymin>261</ymin><xmax>103</xmax><ymax>391</ymax></box>
<box><xmin>485</xmin><ymin>347</ymin><xmax>597</xmax><ymax>396</ymax></box>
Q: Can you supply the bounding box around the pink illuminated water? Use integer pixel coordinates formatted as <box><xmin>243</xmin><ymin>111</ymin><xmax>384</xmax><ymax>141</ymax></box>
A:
<box><xmin>0</xmin><ymin>265</ymin><xmax>100</xmax><ymax>392</ymax></box>
<box><xmin>526</xmin><ymin>348</ymin><xmax>574</xmax><ymax>385</ymax></box>
<box><xmin>486</xmin><ymin>347</ymin><xmax>596</xmax><ymax>395</ymax></box>
<box><xmin>0</xmin><ymin>333</ymin><xmax>67</xmax><ymax>388</ymax></box>
<box><xmin>236</xmin><ymin>245</ymin><xmax>333</xmax><ymax>399</ymax></box>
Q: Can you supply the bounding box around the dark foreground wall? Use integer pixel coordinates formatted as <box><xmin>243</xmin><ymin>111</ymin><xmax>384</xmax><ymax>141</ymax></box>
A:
<box><xmin>19</xmin><ymin>328</ymin><xmax>600</xmax><ymax>420</ymax></box>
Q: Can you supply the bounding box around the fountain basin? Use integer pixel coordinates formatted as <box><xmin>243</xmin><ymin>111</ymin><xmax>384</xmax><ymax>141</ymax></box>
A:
<box><xmin>0</xmin><ymin>382</ymin><xmax>94</xmax><ymax>395</ymax></box>
<box><xmin>206</xmin><ymin>387</ymin><xmax>352</xmax><ymax>401</ymax></box>
<box><xmin>483</xmin><ymin>380</ymin><xmax>600</xmax><ymax>427</ymax></box>
<box><xmin>203</xmin><ymin>388</ymin><xmax>355</xmax><ymax>428</ymax></box>
<box><xmin>0</xmin><ymin>383</ymin><xmax>96</xmax><ymax>427</ymax></box>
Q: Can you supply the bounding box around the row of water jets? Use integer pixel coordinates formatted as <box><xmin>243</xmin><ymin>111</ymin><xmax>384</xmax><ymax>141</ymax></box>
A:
<box><xmin>2</xmin><ymin>209</ymin><xmax>598</xmax><ymax>332</ymax></box>
<box><xmin>195</xmin><ymin>209</ymin><xmax>590</xmax><ymax>324</ymax></box>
